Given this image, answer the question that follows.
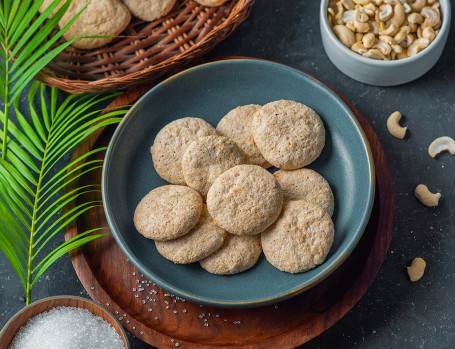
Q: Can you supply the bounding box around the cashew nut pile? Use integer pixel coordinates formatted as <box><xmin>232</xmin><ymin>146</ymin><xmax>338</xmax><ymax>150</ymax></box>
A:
<box><xmin>327</xmin><ymin>0</ymin><xmax>442</xmax><ymax>60</ymax></box>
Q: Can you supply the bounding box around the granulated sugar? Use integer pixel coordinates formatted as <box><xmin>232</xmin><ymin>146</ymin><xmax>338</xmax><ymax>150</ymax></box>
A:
<box><xmin>9</xmin><ymin>306</ymin><xmax>125</xmax><ymax>349</ymax></box>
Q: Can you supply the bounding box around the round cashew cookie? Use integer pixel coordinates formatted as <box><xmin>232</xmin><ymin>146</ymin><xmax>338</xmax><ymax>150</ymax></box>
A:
<box><xmin>182</xmin><ymin>135</ymin><xmax>248</xmax><ymax>197</ymax></box>
<box><xmin>274</xmin><ymin>169</ymin><xmax>335</xmax><ymax>216</ymax></box>
<box><xmin>151</xmin><ymin>118</ymin><xmax>217</xmax><ymax>185</ymax></box>
<box><xmin>155</xmin><ymin>206</ymin><xmax>227</xmax><ymax>264</ymax></box>
<box><xmin>134</xmin><ymin>185</ymin><xmax>203</xmax><ymax>241</ymax></box>
<box><xmin>252</xmin><ymin>100</ymin><xmax>325</xmax><ymax>170</ymax></box>
<box><xmin>195</xmin><ymin>0</ymin><xmax>229</xmax><ymax>7</ymax></box>
<box><xmin>122</xmin><ymin>0</ymin><xmax>177</xmax><ymax>21</ymax></box>
<box><xmin>261</xmin><ymin>200</ymin><xmax>335</xmax><ymax>274</ymax></box>
<box><xmin>199</xmin><ymin>234</ymin><xmax>262</xmax><ymax>275</ymax></box>
<box><xmin>216</xmin><ymin>105</ymin><xmax>271</xmax><ymax>168</ymax></box>
<box><xmin>207</xmin><ymin>165</ymin><xmax>283</xmax><ymax>236</ymax></box>
<box><xmin>40</xmin><ymin>0</ymin><xmax>131</xmax><ymax>49</ymax></box>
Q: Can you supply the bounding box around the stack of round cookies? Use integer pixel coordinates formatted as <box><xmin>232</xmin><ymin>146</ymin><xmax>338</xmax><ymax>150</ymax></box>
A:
<box><xmin>134</xmin><ymin>100</ymin><xmax>335</xmax><ymax>275</ymax></box>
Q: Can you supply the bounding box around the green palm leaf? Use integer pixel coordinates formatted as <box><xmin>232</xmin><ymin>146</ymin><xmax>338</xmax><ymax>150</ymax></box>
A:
<box><xmin>0</xmin><ymin>82</ymin><xmax>127</xmax><ymax>304</ymax></box>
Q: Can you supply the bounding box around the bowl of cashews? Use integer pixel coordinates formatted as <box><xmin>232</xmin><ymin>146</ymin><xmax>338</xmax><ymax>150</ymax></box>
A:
<box><xmin>320</xmin><ymin>0</ymin><xmax>450</xmax><ymax>86</ymax></box>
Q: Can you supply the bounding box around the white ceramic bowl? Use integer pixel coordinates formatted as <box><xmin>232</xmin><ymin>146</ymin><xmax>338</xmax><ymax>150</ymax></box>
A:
<box><xmin>320</xmin><ymin>0</ymin><xmax>450</xmax><ymax>86</ymax></box>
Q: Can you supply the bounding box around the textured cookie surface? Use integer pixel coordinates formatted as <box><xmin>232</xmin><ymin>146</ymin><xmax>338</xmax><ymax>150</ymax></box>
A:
<box><xmin>261</xmin><ymin>200</ymin><xmax>334</xmax><ymax>274</ymax></box>
<box><xmin>40</xmin><ymin>0</ymin><xmax>131</xmax><ymax>49</ymax></box>
<box><xmin>274</xmin><ymin>169</ymin><xmax>335</xmax><ymax>216</ymax></box>
<box><xmin>200</xmin><ymin>234</ymin><xmax>262</xmax><ymax>275</ymax></box>
<box><xmin>182</xmin><ymin>135</ymin><xmax>248</xmax><ymax>197</ymax></box>
<box><xmin>207</xmin><ymin>165</ymin><xmax>283</xmax><ymax>236</ymax></box>
<box><xmin>195</xmin><ymin>0</ymin><xmax>229</xmax><ymax>6</ymax></box>
<box><xmin>252</xmin><ymin>100</ymin><xmax>325</xmax><ymax>169</ymax></box>
<box><xmin>122</xmin><ymin>0</ymin><xmax>176</xmax><ymax>21</ymax></box>
<box><xmin>151</xmin><ymin>118</ymin><xmax>217</xmax><ymax>185</ymax></box>
<box><xmin>155</xmin><ymin>206</ymin><xmax>227</xmax><ymax>264</ymax></box>
<box><xmin>134</xmin><ymin>185</ymin><xmax>203</xmax><ymax>241</ymax></box>
<box><xmin>216</xmin><ymin>105</ymin><xmax>270</xmax><ymax>168</ymax></box>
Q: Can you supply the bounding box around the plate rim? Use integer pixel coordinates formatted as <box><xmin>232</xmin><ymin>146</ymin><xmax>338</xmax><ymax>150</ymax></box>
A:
<box><xmin>102</xmin><ymin>58</ymin><xmax>376</xmax><ymax>307</ymax></box>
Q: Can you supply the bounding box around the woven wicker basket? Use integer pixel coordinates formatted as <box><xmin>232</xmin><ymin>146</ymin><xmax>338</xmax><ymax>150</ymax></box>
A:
<box><xmin>36</xmin><ymin>0</ymin><xmax>254</xmax><ymax>93</ymax></box>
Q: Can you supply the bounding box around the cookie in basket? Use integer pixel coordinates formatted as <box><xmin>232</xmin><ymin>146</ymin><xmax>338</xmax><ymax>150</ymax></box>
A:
<box><xmin>40</xmin><ymin>0</ymin><xmax>131</xmax><ymax>49</ymax></box>
<box><xmin>207</xmin><ymin>165</ymin><xmax>283</xmax><ymax>236</ymax></box>
<box><xmin>274</xmin><ymin>168</ymin><xmax>335</xmax><ymax>216</ymax></box>
<box><xmin>122</xmin><ymin>0</ymin><xmax>177</xmax><ymax>21</ymax></box>
<box><xmin>195</xmin><ymin>0</ymin><xmax>229</xmax><ymax>7</ymax></box>
<box><xmin>261</xmin><ymin>200</ymin><xmax>334</xmax><ymax>274</ymax></box>
<box><xmin>200</xmin><ymin>234</ymin><xmax>262</xmax><ymax>275</ymax></box>
<box><xmin>134</xmin><ymin>185</ymin><xmax>203</xmax><ymax>241</ymax></box>
<box><xmin>252</xmin><ymin>100</ymin><xmax>325</xmax><ymax>170</ymax></box>
<box><xmin>155</xmin><ymin>206</ymin><xmax>227</xmax><ymax>264</ymax></box>
<box><xmin>151</xmin><ymin>117</ymin><xmax>217</xmax><ymax>185</ymax></box>
<box><xmin>182</xmin><ymin>135</ymin><xmax>248</xmax><ymax>197</ymax></box>
<box><xmin>216</xmin><ymin>105</ymin><xmax>271</xmax><ymax>168</ymax></box>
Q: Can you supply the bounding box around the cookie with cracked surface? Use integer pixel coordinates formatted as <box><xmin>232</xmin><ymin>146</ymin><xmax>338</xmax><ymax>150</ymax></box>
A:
<box><xmin>155</xmin><ymin>206</ymin><xmax>227</xmax><ymax>264</ymax></box>
<box><xmin>182</xmin><ymin>135</ymin><xmax>248</xmax><ymax>197</ymax></box>
<box><xmin>261</xmin><ymin>200</ymin><xmax>334</xmax><ymax>274</ymax></box>
<box><xmin>207</xmin><ymin>165</ymin><xmax>283</xmax><ymax>236</ymax></box>
<box><xmin>199</xmin><ymin>234</ymin><xmax>262</xmax><ymax>275</ymax></box>
<box><xmin>122</xmin><ymin>0</ymin><xmax>176</xmax><ymax>21</ymax></box>
<box><xmin>40</xmin><ymin>0</ymin><xmax>131</xmax><ymax>49</ymax></box>
<box><xmin>274</xmin><ymin>168</ymin><xmax>335</xmax><ymax>216</ymax></box>
<box><xmin>252</xmin><ymin>100</ymin><xmax>325</xmax><ymax>170</ymax></box>
<box><xmin>216</xmin><ymin>105</ymin><xmax>271</xmax><ymax>168</ymax></box>
<box><xmin>134</xmin><ymin>185</ymin><xmax>203</xmax><ymax>241</ymax></box>
<box><xmin>151</xmin><ymin>117</ymin><xmax>217</xmax><ymax>185</ymax></box>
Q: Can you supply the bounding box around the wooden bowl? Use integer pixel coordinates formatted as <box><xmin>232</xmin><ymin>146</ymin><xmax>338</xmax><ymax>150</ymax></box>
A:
<box><xmin>0</xmin><ymin>296</ymin><xmax>130</xmax><ymax>349</ymax></box>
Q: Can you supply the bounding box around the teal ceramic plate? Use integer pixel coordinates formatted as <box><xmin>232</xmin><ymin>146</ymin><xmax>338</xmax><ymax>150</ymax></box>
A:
<box><xmin>102</xmin><ymin>59</ymin><xmax>375</xmax><ymax>308</ymax></box>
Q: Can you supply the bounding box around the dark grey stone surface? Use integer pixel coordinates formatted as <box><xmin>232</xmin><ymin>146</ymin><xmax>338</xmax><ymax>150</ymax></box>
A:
<box><xmin>1</xmin><ymin>1</ymin><xmax>455</xmax><ymax>348</ymax></box>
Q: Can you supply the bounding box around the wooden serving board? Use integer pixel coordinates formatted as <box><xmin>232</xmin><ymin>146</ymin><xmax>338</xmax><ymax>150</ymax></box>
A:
<box><xmin>65</xmin><ymin>61</ymin><xmax>394</xmax><ymax>348</ymax></box>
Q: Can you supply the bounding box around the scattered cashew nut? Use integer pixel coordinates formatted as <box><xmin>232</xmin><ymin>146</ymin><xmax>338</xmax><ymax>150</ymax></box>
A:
<box><xmin>407</xmin><ymin>258</ymin><xmax>426</xmax><ymax>282</ymax></box>
<box><xmin>387</xmin><ymin>111</ymin><xmax>407</xmax><ymax>139</ymax></box>
<box><xmin>415</xmin><ymin>184</ymin><xmax>441</xmax><ymax>207</ymax></box>
<box><xmin>428</xmin><ymin>136</ymin><xmax>455</xmax><ymax>158</ymax></box>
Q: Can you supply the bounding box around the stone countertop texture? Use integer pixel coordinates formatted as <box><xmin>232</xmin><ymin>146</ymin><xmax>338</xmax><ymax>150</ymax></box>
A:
<box><xmin>1</xmin><ymin>1</ymin><xmax>454</xmax><ymax>348</ymax></box>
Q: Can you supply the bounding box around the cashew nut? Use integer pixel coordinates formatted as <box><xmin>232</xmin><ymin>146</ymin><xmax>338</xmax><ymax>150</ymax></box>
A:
<box><xmin>341</xmin><ymin>0</ymin><xmax>355</xmax><ymax>10</ymax></box>
<box><xmin>407</xmin><ymin>258</ymin><xmax>426</xmax><ymax>282</ymax></box>
<box><xmin>387</xmin><ymin>111</ymin><xmax>407</xmax><ymax>139</ymax></box>
<box><xmin>407</xmin><ymin>37</ymin><xmax>429</xmax><ymax>56</ymax></box>
<box><xmin>363</xmin><ymin>32</ymin><xmax>376</xmax><ymax>47</ymax></box>
<box><xmin>410</xmin><ymin>0</ymin><xmax>427</xmax><ymax>13</ymax></box>
<box><xmin>379</xmin><ymin>34</ymin><xmax>394</xmax><ymax>45</ymax></box>
<box><xmin>353</xmin><ymin>0</ymin><xmax>370</xmax><ymax>4</ymax></box>
<box><xmin>371</xmin><ymin>0</ymin><xmax>384</xmax><ymax>5</ymax></box>
<box><xmin>415</xmin><ymin>184</ymin><xmax>441</xmax><ymax>207</ymax></box>
<box><xmin>428</xmin><ymin>136</ymin><xmax>455</xmax><ymax>158</ymax></box>
<box><xmin>400</xmin><ymin>33</ymin><xmax>415</xmax><ymax>48</ymax></box>
<box><xmin>354</xmin><ymin>20</ymin><xmax>370</xmax><ymax>32</ymax></box>
<box><xmin>351</xmin><ymin>41</ymin><xmax>368</xmax><ymax>54</ymax></box>
<box><xmin>403</xmin><ymin>3</ymin><xmax>412</xmax><ymax>13</ymax></box>
<box><xmin>394</xmin><ymin>25</ymin><xmax>411</xmax><ymax>44</ymax></box>
<box><xmin>368</xmin><ymin>21</ymin><xmax>381</xmax><ymax>34</ymax></box>
<box><xmin>355</xmin><ymin>33</ymin><xmax>364</xmax><ymax>41</ymax></box>
<box><xmin>407</xmin><ymin>12</ymin><xmax>424</xmax><ymax>25</ymax></box>
<box><xmin>421</xmin><ymin>27</ymin><xmax>436</xmax><ymax>41</ymax></box>
<box><xmin>364</xmin><ymin>3</ymin><xmax>377</xmax><ymax>16</ymax></box>
<box><xmin>379</xmin><ymin>22</ymin><xmax>400</xmax><ymax>36</ymax></box>
<box><xmin>355</xmin><ymin>5</ymin><xmax>369</xmax><ymax>22</ymax></box>
<box><xmin>363</xmin><ymin>48</ymin><xmax>387</xmax><ymax>59</ymax></box>
<box><xmin>388</xmin><ymin>3</ymin><xmax>406</xmax><ymax>27</ymax></box>
<box><xmin>421</xmin><ymin>6</ymin><xmax>440</xmax><ymax>28</ymax></box>
<box><xmin>379</xmin><ymin>4</ymin><xmax>393</xmax><ymax>21</ymax></box>
<box><xmin>333</xmin><ymin>25</ymin><xmax>356</xmax><ymax>47</ymax></box>
<box><xmin>374</xmin><ymin>39</ymin><xmax>392</xmax><ymax>54</ymax></box>
<box><xmin>342</xmin><ymin>10</ymin><xmax>356</xmax><ymax>22</ymax></box>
